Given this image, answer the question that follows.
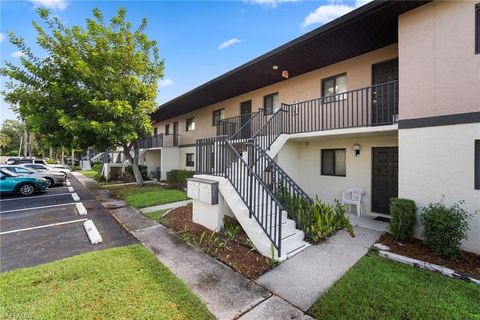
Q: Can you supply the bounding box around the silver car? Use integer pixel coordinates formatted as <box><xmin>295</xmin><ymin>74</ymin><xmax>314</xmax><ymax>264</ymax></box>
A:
<box><xmin>1</xmin><ymin>165</ymin><xmax>66</xmax><ymax>187</ymax></box>
<box><xmin>20</xmin><ymin>163</ymin><xmax>70</xmax><ymax>176</ymax></box>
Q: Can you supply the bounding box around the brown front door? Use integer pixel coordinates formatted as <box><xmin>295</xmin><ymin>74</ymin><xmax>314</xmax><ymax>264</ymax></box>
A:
<box><xmin>372</xmin><ymin>147</ymin><xmax>398</xmax><ymax>214</ymax></box>
<box><xmin>173</xmin><ymin>121</ymin><xmax>179</xmax><ymax>146</ymax></box>
<box><xmin>372</xmin><ymin>59</ymin><xmax>398</xmax><ymax>125</ymax></box>
<box><xmin>240</xmin><ymin>100</ymin><xmax>252</xmax><ymax>138</ymax></box>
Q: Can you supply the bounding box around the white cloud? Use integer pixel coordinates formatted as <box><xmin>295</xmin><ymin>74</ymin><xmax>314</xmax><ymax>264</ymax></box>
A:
<box><xmin>0</xmin><ymin>33</ymin><xmax>4</xmax><ymax>43</ymax></box>
<box><xmin>245</xmin><ymin>0</ymin><xmax>299</xmax><ymax>8</ymax></box>
<box><xmin>30</xmin><ymin>0</ymin><xmax>68</xmax><ymax>12</ymax></box>
<box><xmin>302</xmin><ymin>0</ymin><xmax>372</xmax><ymax>28</ymax></box>
<box><xmin>218</xmin><ymin>38</ymin><xmax>242</xmax><ymax>50</ymax></box>
<box><xmin>10</xmin><ymin>51</ymin><xmax>25</xmax><ymax>58</ymax></box>
<box><xmin>158</xmin><ymin>78</ymin><xmax>173</xmax><ymax>88</ymax></box>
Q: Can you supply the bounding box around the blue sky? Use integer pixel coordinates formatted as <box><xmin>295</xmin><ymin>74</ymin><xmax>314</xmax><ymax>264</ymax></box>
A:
<box><xmin>0</xmin><ymin>0</ymin><xmax>368</xmax><ymax>123</ymax></box>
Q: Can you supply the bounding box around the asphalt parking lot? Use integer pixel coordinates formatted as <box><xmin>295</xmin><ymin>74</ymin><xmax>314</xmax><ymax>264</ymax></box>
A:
<box><xmin>0</xmin><ymin>174</ymin><xmax>135</xmax><ymax>272</ymax></box>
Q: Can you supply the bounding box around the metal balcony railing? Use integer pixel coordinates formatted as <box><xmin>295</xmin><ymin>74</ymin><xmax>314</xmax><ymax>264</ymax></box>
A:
<box><xmin>138</xmin><ymin>133</ymin><xmax>180</xmax><ymax>149</ymax></box>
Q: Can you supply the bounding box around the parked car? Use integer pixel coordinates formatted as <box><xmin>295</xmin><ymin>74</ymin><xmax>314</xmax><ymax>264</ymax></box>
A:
<box><xmin>12</xmin><ymin>158</ymin><xmax>48</xmax><ymax>165</ymax></box>
<box><xmin>5</xmin><ymin>157</ymin><xmax>21</xmax><ymax>165</ymax></box>
<box><xmin>64</xmin><ymin>156</ymin><xmax>80</xmax><ymax>166</ymax></box>
<box><xmin>20</xmin><ymin>163</ymin><xmax>70</xmax><ymax>176</ymax></box>
<box><xmin>0</xmin><ymin>165</ymin><xmax>66</xmax><ymax>187</ymax></box>
<box><xmin>48</xmin><ymin>164</ymin><xmax>72</xmax><ymax>173</ymax></box>
<box><xmin>0</xmin><ymin>169</ymin><xmax>48</xmax><ymax>196</ymax></box>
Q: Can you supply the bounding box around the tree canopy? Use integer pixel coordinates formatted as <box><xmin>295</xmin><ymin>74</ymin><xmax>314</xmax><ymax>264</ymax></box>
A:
<box><xmin>1</xmin><ymin>8</ymin><xmax>164</xmax><ymax>183</ymax></box>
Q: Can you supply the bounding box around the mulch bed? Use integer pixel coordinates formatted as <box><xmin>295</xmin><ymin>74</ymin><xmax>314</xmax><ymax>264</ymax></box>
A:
<box><xmin>162</xmin><ymin>204</ymin><xmax>273</xmax><ymax>279</ymax></box>
<box><xmin>378</xmin><ymin>233</ymin><xmax>480</xmax><ymax>279</ymax></box>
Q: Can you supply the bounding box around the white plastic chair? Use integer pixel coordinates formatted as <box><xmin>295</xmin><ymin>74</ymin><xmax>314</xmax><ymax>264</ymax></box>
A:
<box><xmin>342</xmin><ymin>188</ymin><xmax>366</xmax><ymax>217</ymax></box>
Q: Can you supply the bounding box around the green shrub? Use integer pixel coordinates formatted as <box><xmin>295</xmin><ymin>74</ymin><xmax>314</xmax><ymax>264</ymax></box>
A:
<box><xmin>92</xmin><ymin>163</ymin><xmax>103</xmax><ymax>173</ymax></box>
<box><xmin>166</xmin><ymin>170</ymin><xmax>195</xmax><ymax>187</ymax></box>
<box><xmin>125</xmin><ymin>165</ymin><xmax>148</xmax><ymax>180</ymax></box>
<box><xmin>420</xmin><ymin>201</ymin><xmax>470</xmax><ymax>260</ymax></box>
<box><xmin>390</xmin><ymin>198</ymin><xmax>417</xmax><ymax>240</ymax></box>
<box><xmin>46</xmin><ymin>159</ymin><xmax>59</xmax><ymax>164</ymax></box>
<box><xmin>94</xmin><ymin>173</ymin><xmax>105</xmax><ymax>181</ymax></box>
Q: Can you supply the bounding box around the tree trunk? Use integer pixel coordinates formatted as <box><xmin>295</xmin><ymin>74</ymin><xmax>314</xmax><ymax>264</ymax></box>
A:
<box><xmin>71</xmin><ymin>148</ymin><xmax>75</xmax><ymax>170</ymax></box>
<box><xmin>123</xmin><ymin>141</ymin><xmax>144</xmax><ymax>186</ymax></box>
<box><xmin>61</xmin><ymin>146</ymin><xmax>65</xmax><ymax>165</ymax></box>
<box><xmin>23</xmin><ymin>130</ymin><xmax>28</xmax><ymax>157</ymax></box>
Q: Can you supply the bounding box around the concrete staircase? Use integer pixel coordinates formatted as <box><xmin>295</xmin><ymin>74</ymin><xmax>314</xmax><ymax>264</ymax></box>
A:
<box><xmin>195</xmin><ymin>173</ymin><xmax>309</xmax><ymax>260</ymax></box>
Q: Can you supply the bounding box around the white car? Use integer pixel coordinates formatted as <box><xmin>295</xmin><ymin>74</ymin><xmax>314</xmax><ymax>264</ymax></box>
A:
<box><xmin>0</xmin><ymin>165</ymin><xmax>66</xmax><ymax>187</ymax></box>
<box><xmin>20</xmin><ymin>163</ymin><xmax>70</xmax><ymax>175</ymax></box>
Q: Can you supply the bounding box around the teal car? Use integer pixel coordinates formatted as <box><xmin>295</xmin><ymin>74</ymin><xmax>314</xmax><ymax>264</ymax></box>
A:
<box><xmin>0</xmin><ymin>169</ymin><xmax>49</xmax><ymax>196</ymax></box>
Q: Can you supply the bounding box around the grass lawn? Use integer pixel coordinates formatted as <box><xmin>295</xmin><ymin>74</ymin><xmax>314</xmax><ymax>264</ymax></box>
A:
<box><xmin>107</xmin><ymin>184</ymin><xmax>188</xmax><ymax>208</ymax></box>
<box><xmin>81</xmin><ymin>170</ymin><xmax>98</xmax><ymax>179</ymax></box>
<box><xmin>143</xmin><ymin>209</ymin><xmax>170</xmax><ymax>223</ymax></box>
<box><xmin>0</xmin><ymin>245</ymin><xmax>213</xmax><ymax>320</ymax></box>
<box><xmin>308</xmin><ymin>254</ymin><xmax>480</xmax><ymax>320</ymax></box>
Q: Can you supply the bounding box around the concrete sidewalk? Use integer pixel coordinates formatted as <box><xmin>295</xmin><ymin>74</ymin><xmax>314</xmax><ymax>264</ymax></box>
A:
<box><xmin>256</xmin><ymin>226</ymin><xmax>381</xmax><ymax>311</ymax></box>
<box><xmin>139</xmin><ymin>199</ymin><xmax>192</xmax><ymax>213</ymax></box>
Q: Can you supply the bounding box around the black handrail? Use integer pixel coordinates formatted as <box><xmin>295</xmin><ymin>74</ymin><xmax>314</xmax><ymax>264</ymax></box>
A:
<box><xmin>216</xmin><ymin>109</ymin><xmax>268</xmax><ymax>140</ymax></box>
<box><xmin>251</xmin><ymin>107</ymin><xmax>286</xmax><ymax>151</ymax></box>
<box><xmin>247</xmin><ymin>139</ymin><xmax>314</xmax><ymax>238</ymax></box>
<box><xmin>196</xmin><ymin>136</ymin><xmax>283</xmax><ymax>256</ymax></box>
<box><xmin>138</xmin><ymin>133</ymin><xmax>164</xmax><ymax>149</ymax></box>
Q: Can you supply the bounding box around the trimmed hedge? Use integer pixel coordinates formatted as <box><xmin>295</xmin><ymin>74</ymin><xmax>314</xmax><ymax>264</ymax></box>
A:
<box><xmin>389</xmin><ymin>198</ymin><xmax>417</xmax><ymax>241</ymax></box>
<box><xmin>167</xmin><ymin>170</ymin><xmax>195</xmax><ymax>187</ymax></box>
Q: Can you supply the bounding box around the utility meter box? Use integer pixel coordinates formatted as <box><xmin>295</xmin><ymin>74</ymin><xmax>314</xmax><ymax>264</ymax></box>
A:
<box><xmin>187</xmin><ymin>178</ymin><xmax>218</xmax><ymax>205</ymax></box>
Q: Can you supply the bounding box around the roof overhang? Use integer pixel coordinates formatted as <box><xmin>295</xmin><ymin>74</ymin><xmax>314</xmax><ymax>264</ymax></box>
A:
<box><xmin>151</xmin><ymin>0</ymin><xmax>430</xmax><ymax>123</ymax></box>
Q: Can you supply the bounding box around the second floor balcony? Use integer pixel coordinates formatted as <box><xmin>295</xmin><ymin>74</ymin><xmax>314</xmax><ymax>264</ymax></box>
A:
<box><xmin>216</xmin><ymin>80</ymin><xmax>399</xmax><ymax>140</ymax></box>
<box><xmin>138</xmin><ymin>133</ymin><xmax>180</xmax><ymax>149</ymax></box>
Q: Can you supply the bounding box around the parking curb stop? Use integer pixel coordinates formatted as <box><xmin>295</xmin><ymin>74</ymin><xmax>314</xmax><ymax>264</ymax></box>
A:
<box><xmin>68</xmin><ymin>186</ymin><xmax>75</xmax><ymax>193</ymax></box>
<box><xmin>76</xmin><ymin>203</ymin><xmax>88</xmax><ymax>215</ymax></box>
<box><xmin>84</xmin><ymin>220</ymin><xmax>103</xmax><ymax>245</ymax></box>
<box><xmin>71</xmin><ymin>193</ymin><xmax>80</xmax><ymax>201</ymax></box>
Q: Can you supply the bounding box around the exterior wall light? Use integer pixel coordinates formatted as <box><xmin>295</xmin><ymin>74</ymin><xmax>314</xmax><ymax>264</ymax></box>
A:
<box><xmin>282</xmin><ymin>70</ymin><xmax>289</xmax><ymax>79</ymax></box>
<box><xmin>353</xmin><ymin>144</ymin><xmax>361</xmax><ymax>157</ymax></box>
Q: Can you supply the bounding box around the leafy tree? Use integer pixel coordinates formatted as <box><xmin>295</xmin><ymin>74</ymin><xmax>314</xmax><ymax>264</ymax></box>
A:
<box><xmin>1</xmin><ymin>8</ymin><xmax>164</xmax><ymax>184</ymax></box>
<box><xmin>0</xmin><ymin>119</ymin><xmax>24</xmax><ymax>155</ymax></box>
<box><xmin>0</xmin><ymin>133</ymin><xmax>12</xmax><ymax>154</ymax></box>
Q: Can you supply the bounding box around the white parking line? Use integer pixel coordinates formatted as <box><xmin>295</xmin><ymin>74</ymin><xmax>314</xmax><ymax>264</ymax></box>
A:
<box><xmin>0</xmin><ymin>202</ymin><xmax>77</xmax><ymax>214</ymax></box>
<box><xmin>0</xmin><ymin>218</ymin><xmax>88</xmax><ymax>235</ymax></box>
<box><xmin>0</xmin><ymin>193</ymin><xmax>73</xmax><ymax>202</ymax></box>
<box><xmin>71</xmin><ymin>193</ymin><xmax>80</xmax><ymax>201</ymax></box>
<box><xmin>68</xmin><ymin>186</ymin><xmax>75</xmax><ymax>193</ymax></box>
<box><xmin>66</xmin><ymin>181</ymin><xmax>71</xmax><ymax>186</ymax></box>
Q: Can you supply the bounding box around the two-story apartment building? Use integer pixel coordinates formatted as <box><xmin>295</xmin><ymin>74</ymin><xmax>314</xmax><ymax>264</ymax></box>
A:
<box><xmin>141</xmin><ymin>0</ymin><xmax>479</xmax><ymax>256</ymax></box>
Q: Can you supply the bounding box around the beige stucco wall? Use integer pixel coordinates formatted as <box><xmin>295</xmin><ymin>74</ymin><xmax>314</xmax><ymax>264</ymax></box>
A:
<box><xmin>160</xmin><ymin>147</ymin><xmax>180</xmax><ymax>180</ymax></box>
<box><xmin>276</xmin><ymin>132</ymin><xmax>398</xmax><ymax>214</ymax></box>
<box><xmin>153</xmin><ymin>44</ymin><xmax>398</xmax><ymax>145</ymax></box>
<box><xmin>398</xmin><ymin>1</ymin><xmax>480</xmax><ymax>120</ymax></box>
<box><xmin>398</xmin><ymin>123</ymin><xmax>480</xmax><ymax>254</ymax></box>
<box><xmin>178</xmin><ymin>146</ymin><xmax>196</xmax><ymax>171</ymax></box>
